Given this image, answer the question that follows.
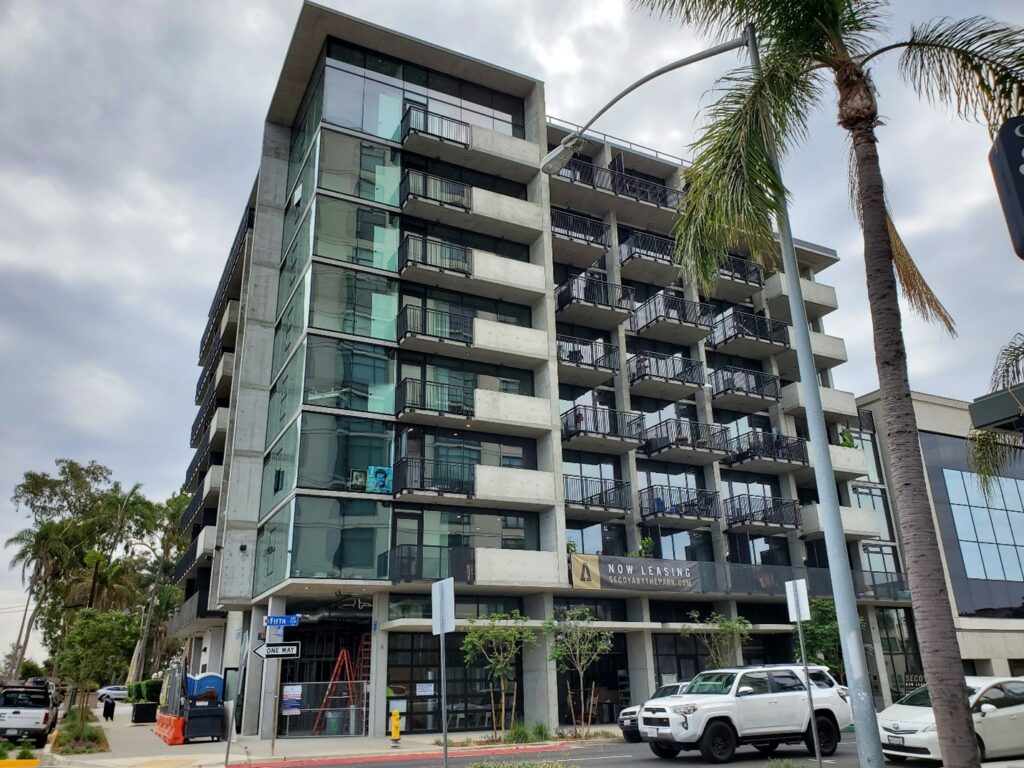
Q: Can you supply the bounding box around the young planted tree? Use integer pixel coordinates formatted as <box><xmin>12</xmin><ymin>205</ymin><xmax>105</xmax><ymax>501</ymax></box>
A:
<box><xmin>634</xmin><ymin>3</ymin><xmax>1024</xmax><ymax>764</ymax></box>
<box><xmin>460</xmin><ymin>610</ymin><xmax>537</xmax><ymax>736</ymax></box>
<box><xmin>543</xmin><ymin>607</ymin><xmax>613</xmax><ymax>735</ymax></box>
<box><xmin>685</xmin><ymin>610</ymin><xmax>750</xmax><ymax>670</ymax></box>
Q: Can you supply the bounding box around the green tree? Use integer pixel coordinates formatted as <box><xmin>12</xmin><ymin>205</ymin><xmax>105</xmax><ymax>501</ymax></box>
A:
<box><xmin>685</xmin><ymin>610</ymin><xmax>750</xmax><ymax>670</ymax></box>
<box><xmin>970</xmin><ymin>332</ymin><xmax>1024</xmax><ymax>492</ymax></box>
<box><xmin>633</xmin><ymin>3</ymin><xmax>1024</xmax><ymax>764</ymax></box>
<box><xmin>461</xmin><ymin>610</ymin><xmax>537</xmax><ymax>736</ymax></box>
<box><xmin>792</xmin><ymin>599</ymin><xmax>865</xmax><ymax>685</ymax></box>
<box><xmin>18</xmin><ymin>660</ymin><xmax>45</xmax><ymax>680</ymax></box>
<box><xmin>543</xmin><ymin>607</ymin><xmax>613</xmax><ymax>734</ymax></box>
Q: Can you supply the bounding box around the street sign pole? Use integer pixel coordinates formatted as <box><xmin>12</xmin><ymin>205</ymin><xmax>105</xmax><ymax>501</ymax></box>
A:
<box><xmin>787</xmin><ymin>579</ymin><xmax>821</xmax><ymax>768</ymax></box>
<box><xmin>432</xmin><ymin>578</ymin><xmax>455</xmax><ymax>768</ymax></box>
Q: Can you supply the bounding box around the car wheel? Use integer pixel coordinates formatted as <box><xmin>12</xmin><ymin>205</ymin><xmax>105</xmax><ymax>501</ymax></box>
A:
<box><xmin>977</xmin><ymin>735</ymin><xmax>986</xmax><ymax>762</ymax></box>
<box><xmin>754</xmin><ymin>742</ymin><xmax>779</xmax><ymax>755</ymax></box>
<box><xmin>622</xmin><ymin>731</ymin><xmax>643</xmax><ymax>743</ymax></box>
<box><xmin>699</xmin><ymin>721</ymin><xmax>737</xmax><ymax>763</ymax></box>
<box><xmin>649</xmin><ymin>742</ymin><xmax>681</xmax><ymax>759</ymax></box>
<box><xmin>34</xmin><ymin>736</ymin><xmax>47</xmax><ymax>749</ymax></box>
<box><xmin>807</xmin><ymin>715</ymin><xmax>839</xmax><ymax>757</ymax></box>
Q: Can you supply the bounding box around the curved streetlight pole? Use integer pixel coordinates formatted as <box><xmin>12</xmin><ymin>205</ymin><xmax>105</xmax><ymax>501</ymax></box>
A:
<box><xmin>542</xmin><ymin>24</ymin><xmax>885</xmax><ymax>768</ymax></box>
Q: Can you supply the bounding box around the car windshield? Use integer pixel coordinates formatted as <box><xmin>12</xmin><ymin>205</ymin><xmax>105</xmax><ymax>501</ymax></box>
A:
<box><xmin>897</xmin><ymin>684</ymin><xmax>979</xmax><ymax>707</ymax></box>
<box><xmin>653</xmin><ymin>685</ymin><xmax>680</xmax><ymax>698</ymax></box>
<box><xmin>685</xmin><ymin>672</ymin><xmax>737</xmax><ymax>695</ymax></box>
<box><xmin>0</xmin><ymin>691</ymin><xmax>48</xmax><ymax>708</ymax></box>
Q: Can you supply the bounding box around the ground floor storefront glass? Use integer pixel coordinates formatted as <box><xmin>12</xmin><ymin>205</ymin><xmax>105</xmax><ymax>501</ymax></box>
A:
<box><xmin>556</xmin><ymin>634</ymin><xmax>628</xmax><ymax>726</ymax></box>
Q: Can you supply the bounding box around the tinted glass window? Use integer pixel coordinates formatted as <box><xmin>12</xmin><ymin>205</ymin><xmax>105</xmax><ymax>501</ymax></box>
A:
<box><xmin>738</xmin><ymin>672</ymin><xmax>771</xmax><ymax>695</ymax></box>
<box><xmin>809</xmin><ymin>671</ymin><xmax>835</xmax><ymax>689</ymax></box>
<box><xmin>770</xmin><ymin>671</ymin><xmax>806</xmax><ymax>692</ymax></box>
<box><xmin>977</xmin><ymin>685</ymin><xmax>1010</xmax><ymax>709</ymax></box>
<box><xmin>1002</xmin><ymin>681</ymin><xmax>1024</xmax><ymax>705</ymax></box>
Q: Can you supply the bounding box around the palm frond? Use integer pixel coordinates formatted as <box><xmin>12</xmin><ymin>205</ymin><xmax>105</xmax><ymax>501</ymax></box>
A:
<box><xmin>990</xmin><ymin>332</ymin><xmax>1024</xmax><ymax>392</ymax></box>
<box><xmin>894</xmin><ymin>16</ymin><xmax>1024</xmax><ymax>136</ymax></box>
<box><xmin>969</xmin><ymin>427</ymin><xmax>1024</xmax><ymax>499</ymax></box>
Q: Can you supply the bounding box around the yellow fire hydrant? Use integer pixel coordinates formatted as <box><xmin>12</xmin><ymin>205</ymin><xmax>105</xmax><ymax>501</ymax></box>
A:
<box><xmin>390</xmin><ymin>709</ymin><xmax>401</xmax><ymax>748</ymax></box>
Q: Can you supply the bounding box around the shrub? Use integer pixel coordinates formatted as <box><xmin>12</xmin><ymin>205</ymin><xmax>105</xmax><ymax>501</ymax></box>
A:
<box><xmin>530</xmin><ymin>721</ymin><xmax>552</xmax><ymax>741</ymax></box>
<box><xmin>504</xmin><ymin>719</ymin><xmax>531</xmax><ymax>743</ymax></box>
<box><xmin>141</xmin><ymin>678</ymin><xmax>162</xmax><ymax>702</ymax></box>
<box><xmin>127</xmin><ymin>682</ymin><xmax>143</xmax><ymax>702</ymax></box>
<box><xmin>0</xmin><ymin>741</ymin><xmax>10</xmax><ymax>760</ymax></box>
<box><xmin>16</xmin><ymin>741</ymin><xmax>34</xmax><ymax>759</ymax></box>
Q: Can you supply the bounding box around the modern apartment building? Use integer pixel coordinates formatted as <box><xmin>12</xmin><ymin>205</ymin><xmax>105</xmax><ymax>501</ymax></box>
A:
<box><xmin>170</xmin><ymin>1</ymin><xmax>917</xmax><ymax>740</ymax></box>
<box><xmin>859</xmin><ymin>390</ymin><xmax>1024</xmax><ymax>679</ymax></box>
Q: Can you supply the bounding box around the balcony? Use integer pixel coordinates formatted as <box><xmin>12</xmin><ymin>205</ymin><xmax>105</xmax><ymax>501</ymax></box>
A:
<box><xmin>618</xmin><ymin>231</ymin><xmax>679</xmax><ymax>285</ymax></box>
<box><xmin>555</xmin><ymin>275</ymin><xmax>634</xmax><ymax>329</ymax></box>
<box><xmin>723</xmin><ymin>432</ymin><xmax>808</xmax><ymax>474</ymax></box>
<box><xmin>641</xmin><ymin>419</ymin><xmax>731</xmax><ymax>465</ymax></box>
<box><xmin>184</xmin><ymin>435</ymin><xmax>211</xmax><ymax>494</ymax></box>
<box><xmin>550</xmin><ymin>209</ymin><xmax>610</xmax><ymax>268</ymax></box>
<box><xmin>380</xmin><ymin>544</ymin><xmax>477</xmax><ymax>585</ymax></box>
<box><xmin>395</xmin><ymin>379</ymin><xmax>551</xmax><ymax>437</ymax></box>
<box><xmin>724</xmin><ymin>495</ymin><xmax>800</xmax><ymax>535</ymax></box>
<box><xmin>550</xmin><ymin>157</ymin><xmax>682</xmax><ymax>229</ymax></box>
<box><xmin>708</xmin><ymin>310</ymin><xmax>788</xmax><ymax>358</ymax></box>
<box><xmin>639</xmin><ymin>486</ymin><xmax>720</xmax><ymax>529</ymax></box>
<box><xmin>628</xmin><ymin>292</ymin><xmax>715</xmax><ymax>344</ymax></box>
<box><xmin>561</xmin><ymin>405</ymin><xmax>643</xmax><ymax>453</ymax></box>
<box><xmin>190</xmin><ymin>387</ymin><xmax>222</xmax><ymax>448</ymax></box>
<box><xmin>396</xmin><ymin>307</ymin><xmax>547</xmax><ymax>368</ymax></box>
<box><xmin>780</xmin><ymin>382</ymin><xmax>858</xmax><ymax>422</ymax></box>
<box><xmin>475</xmin><ymin>548</ymin><xmax>564</xmax><ymax>587</ymax></box>
<box><xmin>776</xmin><ymin>330</ymin><xmax>848</xmax><ymax>379</ymax></box>
<box><xmin>795</xmin><ymin>442</ymin><xmax>869</xmax><ymax>483</ymax></box>
<box><xmin>200</xmin><ymin>464</ymin><xmax>223</xmax><ymax>506</ymax></box>
<box><xmin>627</xmin><ymin>351</ymin><xmax>704</xmax><ymax>400</ymax></box>
<box><xmin>400</xmin><ymin>170</ymin><xmax>543</xmax><ymax>242</ymax></box>
<box><xmin>564</xmin><ymin>475</ymin><xmax>631</xmax><ymax>522</ymax></box>
<box><xmin>173</xmin><ymin>525</ymin><xmax>216</xmax><ymax>585</ymax></box>
<box><xmin>556</xmin><ymin>336</ymin><xmax>618</xmax><ymax>388</ymax></box>
<box><xmin>709</xmin><ymin>366</ymin><xmax>781</xmax><ymax>413</ymax></box>
<box><xmin>758</xmin><ymin>273</ymin><xmax>837</xmax><ymax>323</ymax></box>
<box><xmin>400</xmin><ymin>105</ymin><xmax>539</xmax><ymax>183</ymax></box>
<box><xmin>168</xmin><ymin>589</ymin><xmax>227</xmax><ymax>639</ymax></box>
<box><xmin>713</xmin><ymin>255</ymin><xmax>764</xmax><ymax>301</ymax></box>
<box><xmin>800</xmin><ymin>504</ymin><xmax>880</xmax><ymax>540</ymax></box>
<box><xmin>393</xmin><ymin>458</ymin><xmax>555</xmax><ymax>510</ymax></box>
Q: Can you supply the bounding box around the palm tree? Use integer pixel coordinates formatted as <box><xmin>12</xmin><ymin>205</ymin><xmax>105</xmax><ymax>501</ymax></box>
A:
<box><xmin>632</xmin><ymin>2</ymin><xmax>1024</xmax><ymax>765</ymax></box>
<box><xmin>970</xmin><ymin>333</ymin><xmax>1024</xmax><ymax>490</ymax></box>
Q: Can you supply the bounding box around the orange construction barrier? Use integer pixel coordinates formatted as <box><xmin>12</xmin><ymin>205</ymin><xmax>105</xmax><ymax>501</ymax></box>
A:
<box><xmin>155</xmin><ymin>712</ymin><xmax>185</xmax><ymax>745</ymax></box>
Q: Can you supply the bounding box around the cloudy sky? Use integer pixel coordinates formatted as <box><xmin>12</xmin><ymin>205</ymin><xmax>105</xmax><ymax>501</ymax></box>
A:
<box><xmin>1</xmin><ymin>0</ymin><xmax>1023</xmax><ymax>662</ymax></box>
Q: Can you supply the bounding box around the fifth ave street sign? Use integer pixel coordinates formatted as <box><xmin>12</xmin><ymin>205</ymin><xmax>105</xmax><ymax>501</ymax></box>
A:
<box><xmin>251</xmin><ymin>642</ymin><xmax>301</xmax><ymax>660</ymax></box>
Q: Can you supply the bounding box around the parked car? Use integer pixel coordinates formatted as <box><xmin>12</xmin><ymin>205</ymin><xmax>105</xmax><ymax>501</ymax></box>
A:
<box><xmin>639</xmin><ymin>665</ymin><xmax>852</xmax><ymax>763</ymax></box>
<box><xmin>619</xmin><ymin>682</ymin><xmax>689</xmax><ymax>742</ymax></box>
<box><xmin>878</xmin><ymin>676</ymin><xmax>1024</xmax><ymax>762</ymax></box>
<box><xmin>96</xmin><ymin>685</ymin><xmax>129</xmax><ymax>703</ymax></box>
<box><xmin>0</xmin><ymin>685</ymin><xmax>57</xmax><ymax>747</ymax></box>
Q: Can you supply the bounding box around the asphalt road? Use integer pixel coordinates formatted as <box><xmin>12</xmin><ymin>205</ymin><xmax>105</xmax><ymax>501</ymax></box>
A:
<box><xmin>313</xmin><ymin>737</ymin><xmax>862</xmax><ymax>767</ymax></box>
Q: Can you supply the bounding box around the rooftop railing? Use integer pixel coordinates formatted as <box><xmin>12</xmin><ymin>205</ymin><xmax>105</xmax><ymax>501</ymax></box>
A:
<box><xmin>401</xmin><ymin>169</ymin><xmax>472</xmax><ymax>209</ymax></box>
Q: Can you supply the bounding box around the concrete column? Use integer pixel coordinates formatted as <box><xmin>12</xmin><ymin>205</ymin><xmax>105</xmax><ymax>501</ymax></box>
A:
<box><xmin>866</xmin><ymin>606</ymin><xmax>894</xmax><ymax>708</ymax></box>
<box><xmin>241</xmin><ymin>604</ymin><xmax>268</xmax><ymax>736</ymax></box>
<box><xmin>523</xmin><ymin>593</ymin><xmax>558</xmax><ymax>728</ymax></box>
<box><xmin>223</xmin><ymin>611</ymin><xmax>245</xmax><ymax>670</ymax></box>
<box><xmin>625</xmin><ymin>598</ymin><xmax>655</xmax><ymax>702</ymax></box>
<box><xmin>367</xmin><ymin>593</ymin><xmax>390</xmax><ymax>737</ymax></box>
<box><xmin>259</xmin><ymin>595</ymin><xmax>287</xmax><ymax>739</ymax></box>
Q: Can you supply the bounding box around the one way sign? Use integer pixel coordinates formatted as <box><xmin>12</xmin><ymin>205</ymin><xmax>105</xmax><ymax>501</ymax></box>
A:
<box><xmin>251</xmin><ymin>642</ymin><xmax>301</xmax><ymax>660</ymax></box>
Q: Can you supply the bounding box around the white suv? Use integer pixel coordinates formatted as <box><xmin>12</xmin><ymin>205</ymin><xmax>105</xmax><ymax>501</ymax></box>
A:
<box><xmin>639</xmin><ymin>665</ymin><xmax>852</xmax><ymax>763</ymax></box>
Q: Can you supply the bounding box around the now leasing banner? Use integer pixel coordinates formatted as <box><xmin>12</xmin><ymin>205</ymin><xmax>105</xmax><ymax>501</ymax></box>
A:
<box><xmin>570</xmin><ymin>554</ymin><xmax>701</xmax><ymax>592</ymax></box>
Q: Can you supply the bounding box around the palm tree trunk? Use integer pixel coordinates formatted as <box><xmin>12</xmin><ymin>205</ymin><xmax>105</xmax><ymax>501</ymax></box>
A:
<box><xmin>10</xmin><ymin>590</ymin><xmax>32</xmax><ymax>679</ymax></box>
<box><xmin>131</xmin><ymin>589</ymin><xmax>158</xmax><ymax>683</ymax></box>
<box><xmin>12</xmin><ymin>602</ymin><xmax>40</xmax><ymax>682</ymax></box>
<box><xmin>848</xmin><ymin>117</ymin><xmax>978</xmax><ymax>768</ymax></box>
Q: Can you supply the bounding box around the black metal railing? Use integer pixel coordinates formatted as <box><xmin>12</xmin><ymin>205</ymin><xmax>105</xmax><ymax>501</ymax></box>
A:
<box><xmin>718</xmin><ymin>254</ymin><xmax>764</xmax><ymax>285</ymax></box>
<box><xmin>394</xmin><ymin>457</ymin><xmax>475</xmax><ymax>495</ymax></box>
<box><xmin>710</xmin><ymin>366</ymin><xmax>780</xmax><ymax>400</ymax></box>
<box><xmin>643</xmin><ymin>419</ymin><xmax>731</xmax><ymax>455</ymax></box>
<box><xmin>556</xmin><ymin>157</ymin><xmax>683</xmax><ymax>209</ymax></box>
<box><xmin>563</xmin><ymin>475</ymin><xmax>631</xmax><ymax>509</ymax></box>
<box><xmin>195</xmin><ymin>334</ymin><xmax>228</xmax><ymax>402</ymax></box>
<box><xmin>173</xmin><ymin>536</ymin><xmax>200</xmax><ymax>583</ymax></box>
<box><xmin>710</xmin><ymin>309</ymin><xmax>788</xmax><ymax>346</ymax></box>
<box><xmin>190</xmin><ymin>387</ymin><xmax>219</xmax><ymax>445</ymax></box>
<box><xmin>378</xmin><ymin>544</ymin><xmax>476</xmax><ymax>584</ymax></box>
<box><xmin>401</xmin><ymin>105</ymin><xmax>471</xmax><ymax>146</ymax></box>
<box><xmin>724</xmin><ymin>494</ymin><xmax>801</xmax><ymax>527</ymax></box>
<box><xmin>556</xmin><ymin>336</ymin><xmax>619</xmax><ymax>369</ymax></box>
<box><xmin>555</xmin><ymin>275</ymin><xmax>634</xmax><ymax>311</ymax></box>
<box><xmin>399</xmin><ymin>234</ymin><xmax>472</xmax><ymax>274</ymax></box>
<box><xmin>726</xmin><ymin>431</ymin><xmax>809</xmax><ymax>465</ymax></box>
<box><xmin>169</xmin><ymin>590</ymin><xmax>226</xmax><ymax>637</ymax></box>
<box><xmin>397</xmin><ymin>378</ymin><xmax>475</xmax><ymax>417</ymax></box>
<box><xmin>629</xmin><ymin>293</ymin><xmax>715</xmax><ymax>334</ymax></box>
<box><xmin>550</xmin><ymin>209</ymin><xmax>611</xmax><ymax>247</ymax></box>
<box><xmin>201</xmin><ymin>206</ymin><xmax>254</xmax><ymax>357</ymax></box>
<box><xmin>627</xmin><ymin>352</ymin><xmax>704</xmax><ymax>387</ymax></box>
<box><xmin>401</xmin><ymin>169</ymin><xmax>472</xmax><ymax>209</ymax></box>
<box><xmin>397</xmin><ymin>306</ymin><xmax>475</xmax><ymax>344</ymax></box>
<box><xmin>184</xmin><ymin>434</ymin><xmax>211</xmax><ymax>493</ymax></box>
<box><xmin>619</xmin><ymin>231</ymin><xmax>674</xmax><ymax>265</ymax></box>
<box><xmin>638</xmin><ymin>486</ymin><xmax>720</xmax><ymax>521</ymax></box>
<box><xmin>561</xmin><ymin>405</ymin><xmax>644</xmax><ymax>442</ymax></box>
<box><xmin>178</xmin><ymin>492</ymin><xmax>203</xmax><ymax>534</ymax></box>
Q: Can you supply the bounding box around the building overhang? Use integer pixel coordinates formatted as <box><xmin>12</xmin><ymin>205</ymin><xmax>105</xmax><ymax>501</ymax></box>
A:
<box><xmin>970</xmin><ymin>384</ymin><xmax>1024</xmax><ymax>433</ymax></box>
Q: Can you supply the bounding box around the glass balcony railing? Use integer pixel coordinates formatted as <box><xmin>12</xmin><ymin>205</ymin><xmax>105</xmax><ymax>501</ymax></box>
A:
<box><xmin>550</xmin><ymin>209</ymin><xmax>611</xmax><ymax>247</ymax></box>
<box><xmin>400</xmin><ymin>169</ymin><xmax>472</xmax><ymax>209</ymax></box>
<box><xmin>710</xmin><ymin>310</ymin><xmax>788</xmax><ymax>347</ymax></box>
<box><xmin>396</xmin><ymin>379</ymin><xmax>475</xmax><ymax>417</ymax></box>
<box><xmin>556</xmin><ymin>157</ymin><xmax>683</xmax><ymax>209</ymax></box>
<box><xmin>725</xmin><ymin>432</ymin><xmax>809</xmax><ymax>465</ymax></box>
<box><xmin>556</xmin><ymin>336</ymin><xmax>618</xmax><ymax>369</ymax></box>
<box><xmin>628</xmin><ymin>351</ymin><xmax>704</xmax><ymax>387</ymax></box>
<box><xmin>638</xmin><ymin>486</ymin><xmax>720</xmax><ymax>521</ymax></box>
<box><xmin>629</xmin><ymin>293</ymin><xmax>715</xmax><ymax>334</ymax></box>
<box><xmin>378</xmin><ymin>544</ymin><xmax>476</xmax><ymax>584</ymax></box>
<box><xmin>718</xmin><ymin>254</ymin><xmax>764</xmax><ymax>285</ymax></box>
<box><xmin>555</xmin><ymin>275</ymin><xmax>634</xmax><ymax>311</ymax></box>
<box><xmin>561</xmin><ymin>405</ymin><xmax>644</xmax><ymax>442</ymax></box>
<box><xmin>399</xmin><ymin>234</ymin><xmax>472</xmax><ymax>274</ymax></box>
<box><xmin>397</xmin><ymin>306</ymin><xmax>474</xmax><ymax>344</ymax></box>
<box><xmin>723</xmin><ymin>494</ymin><xmax>801</xmax><ymax>528</ymax></box>
<box><xmin>642</xmin><ymin>419</ymin><xmax>731</xmax><ymax>454</ymax></box>
<box><xmin>401</xmin><ymin>105</ymin><xmax>471</xmax><ymax>146</ymax></box>
<box><xmin>563</xmin><ymin>475</ymin><xmax>631</xmax><ymax>509</ymax></box>
<box><xmin>393</xmin><ymin>457</ymin><xmax>475</xmax><ymax>495</ymax></box>
<box><xmin>710</xmin><ymin>366</ymin><xmax>780</xmax><ymax>400</ymax></box>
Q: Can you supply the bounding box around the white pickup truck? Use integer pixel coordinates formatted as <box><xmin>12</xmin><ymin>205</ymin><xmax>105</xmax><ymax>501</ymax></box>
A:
<box><xmin>0</xmin><ymin>686</ymin><xmax>57</xmax><ymax>747</ymax></box>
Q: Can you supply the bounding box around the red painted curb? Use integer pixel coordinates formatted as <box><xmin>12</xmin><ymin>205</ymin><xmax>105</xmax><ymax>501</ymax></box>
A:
<box><xmin>244</xmin><ymin>741</ymin><xmax>568</xmax><ymax>767</ymax></box>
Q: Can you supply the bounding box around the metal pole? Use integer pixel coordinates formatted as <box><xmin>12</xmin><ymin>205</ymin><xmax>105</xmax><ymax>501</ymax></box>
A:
<box><xmin>745</xmin><ymin>22</ymin><xmax>884</xmax><ymax>768</ymax></box>
<box><xmin>798</xmin><ymin>618</ymin><xmax>823</xmax><ymax>768</ymax></box>
<box><xmin>223</xmin><ymin>629</ymin><xmax>247</xmax><ymax>768</ymax></box>
<box><xmin>440</xmin><ymin>634</ymin><xmax>449</xmax><ymax>768</ymax></box>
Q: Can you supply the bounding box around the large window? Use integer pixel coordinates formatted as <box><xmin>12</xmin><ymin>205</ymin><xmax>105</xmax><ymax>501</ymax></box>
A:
<box><xmin>401</xmin><ymin>427</ymin><xmax>537</xmax><ymax>470</ymax></box>
<box><xmin>314</xmin><ymin>195</ymin><xmax>400</xmax><ymax>272</ymax></box>
<box><xmin>635</xmin><ymin>460</ymin><xmax>702</xmax><ymax>492</ymax></box>
<box><xmin>304</xmin><ymin>336</ymin><xmax>395</xmax><ymax>415</ymax></box>
<box><xmin>254</xmin><ymin>504</ymin><xmax>292</xmax><ymax>595</ymax></box>
<box><xmin>319</xmin><ymin>131</ymin><xmax>401</xmax><ymax>207</ymax></box>
<box><xmin>399</xmin><ymin>353</ymin><xmax>534</xmax><ymax>398</ymax></box>
<box><xmin>727</xmin><ymin>533</ymin><xmax>791</xmax><ymax>566</ymax></box>
<box><xmin>298</xmin><ymin>413</ymin><xmax>394</xmax><ymax>494</ymax></box>
<box><xmin>279</xmin><ymin>206</ymin><xmax>313</xmax><ymax>314</ymax></box>
<box><xmin>943</xmin><ymin>468</ymin><xmax>1024</xmax><ymax>582</ymax></box>
<box><xmin>565</xmin><ymin>521</ymin><xmax>626</xmax><ymax>556</ymax></box>
<box><xmin>653</xmin><ymin>633</ymin><xmax>709</xmax><ymax>685</ymax></box>
<box><xmin>261</xmin><ymin>421</ymin><xmax>299</xmax><ymax>518</ymax></box>
<box><xmin>290</xmin><ymin>496</ymin><xmax>390</xmax><ymax>580</ymax></box>
<box><xmin>403</xmin><ymin>218</ymin><xmax>529</xmax><ymax>263</ymax></box>
<box><xmin>395</xmin><ymin>507</ymin><xmax>540</xmax><ymax>551</ymax></box>
<box><xmin>401</xmin><ymin>284</ymin><xmax>531</xmax><ymax>328</ymax></box>
<box><xmin>310</xmin><ymin>263</ymin><xmax>398</xmax><ymax>341</ymax></box>
<box><xmin>877</xmin><ymin>607</ymin><xmax>922</xmax><ymax>700</ymax></box>
<box><xmin>289</xmin><ymin>67</ymin><xmax>324</xmax><ymax>189</ymax></box>
<box><xmin>388</xmin><ymin>594</ymin><xmax>523</xmax><ymax>620</ymax></box>
<box><xmin>852</xmin><ymin>485</ymin><xmax>894</xmax><ymax>541</ymax></box>
<box><xmin>643</xmin><ymin>527</ymin><xmax>714</xmax><ymax>562</ymax></box>
<box><xmin>267</xmin><ymin>346</ymin><xmax>305</xmax><ymax>444</ymax></box>
<box><xmin>273</xmin><ymin>272</ymin><xmax>309</xmax><ymax>377</ymax></box>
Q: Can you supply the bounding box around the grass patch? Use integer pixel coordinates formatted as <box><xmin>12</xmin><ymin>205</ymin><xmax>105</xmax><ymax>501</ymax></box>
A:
<box><xmin>62</xmin><ymin>706</ymin><xmax>97</xmax><ymax>725</ymax></box>
<box><xmin>554</xmin><ymin>727</ymin><xmax>621</xmax><ymax>741</ymax></box>
<box><xmin>767</xmin><ymin>761</ymin><xmax>799</xmax><ymax>768</ymax></box>
<box><xmin>51</xmin><ymin>712</ymin><xmax>109</xmax><ymax>756</ymax></box>
<box><xmin>433</xmin><ymin>722</ymin><xmax>561</xmax><ymax>747</ymax></box>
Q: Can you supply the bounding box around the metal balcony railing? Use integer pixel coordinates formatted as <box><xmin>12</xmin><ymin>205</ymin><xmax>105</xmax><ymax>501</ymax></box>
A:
<box><xmin>638</xmin><ymin>486</ymin><xmax>720</xmax><ymax>522</ymax></box>
<box><xmin>550</xmin><ymin>209</ymin><xmax>611</xmax><ymax>247</ymax></box>
<box><xmin>627</xmin><ymin>352</ymin><xmax>704</xmax><ymax>387</ymax></box>
<box><xmin>723</xmin><ymin>494</ymin><xmax>801</xmax><ymax>527</ymax></box>
<box><xmin>556</xmin><ymin>336</ymin><xmax>618</xmax><ymax>369</ymax></box>
<box><xmin>378</xmin><ymin>544</ymin><xmax>476</xmax><ymax>584</ymax></box>
<box><xmin>173</xmin><ymin>536</ymin><xmax>200</xmax><ymax>584</ymax></box>
<box><xmin>195</xmin><ymin>334</ymin><xmax>227</xmax><ymax>402</ymax></box>
<box><xmin>399</xmin><ymin>234</ymin><xmax>472</xmax><ymax>275</ymax></box>
<box><xmin>397</xmin><ymin>306</ymin><xmax>474</xmax><ymax>344</ymax></box>
<box><xmin>178</xmin><ymin>492</ymin><xmax>203</xmax><ymax>534</ymax></box>
<box><xmin>555</xmin><ymin>274</ymin><xmax>634</xmax><ymax>311</ymax></box>
<box><xmin>401</xmin><ymin>105</ymin><xmax>471</xmax><ymax>146</ymax></box>
<box><xmin>556</xmin><ymin>157</ymin><xmax>683</xmax><ymax>209</ymax></box>
<box><xmin>401</xmin><ymin>170</ymin><xmax>472</xmax><ymax>209</ymax></box>
<box><xmin>563</xmin><ymin>475</ymin><xmax>631</xmax><ymax>509</ymax></box>
<box><xmin>561</xmin><ymin>405</ymin><xmax>644</xmax><ymax>442</ymax></box>
<box><xmin>168</xmin><ymin>590</ymin><xmax>226</xmax><ymax>637</ymax></box>
<box><xmin>718</xmin><ymin>254</ymin><xmax>764</xmax><ymax>285</ymax></box>
<box><xmin>619</xmin><ymin>231</ymin><xmax>674</xmax><ymax>265</ymax></box>
<box><xmin>397</xmin><ymin>378</ymin><xmax>475</xmax><ymax>417</ymax></box>
<box><xmin>190</xmin><ymin>387</ymin><xmax>219</xmax><ymax>445</ymax></box>
<box><xmin>184</xmin><ymin>434</ymin><xmax>211</xmax><ymax>493</ymax></box>
<box><xmin>710</xmin><ymin>310</ymin><xmax>788</xmax><ymax>346</ymax></box>
<box><xmin>710</xmin><ymin>366</ymin><xmax>780</xmax><ymax>400</ymax></box>
<box><xmin>643</xmin><ymin>419</ymin><xmax>731</xmax><ymax>455</ymax></box>
<box><xmin>394</xmin><ymin>457</ymin><xmax>475</xmax><ymax>495</ymax></box>
<box><xmin>629</xmin><ymin>293</ymin><xmax>715</xmax><ymax>334</ymax></box>
<box><xmin>726</xmin><ymin>432</ymin><xmax>809</xmax><ymax>465</ymax></box>
<box><xmin>201</xmin><ymin>207</ymin><xmax>253</xmax><ymax>358</ymax></box>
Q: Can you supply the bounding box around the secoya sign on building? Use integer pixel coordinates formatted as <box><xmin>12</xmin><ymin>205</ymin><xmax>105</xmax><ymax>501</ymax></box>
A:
<box><xmin>570</xmin><ymin>553</ymin><xmax>701</xmax><ymax>592</ymax></box>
